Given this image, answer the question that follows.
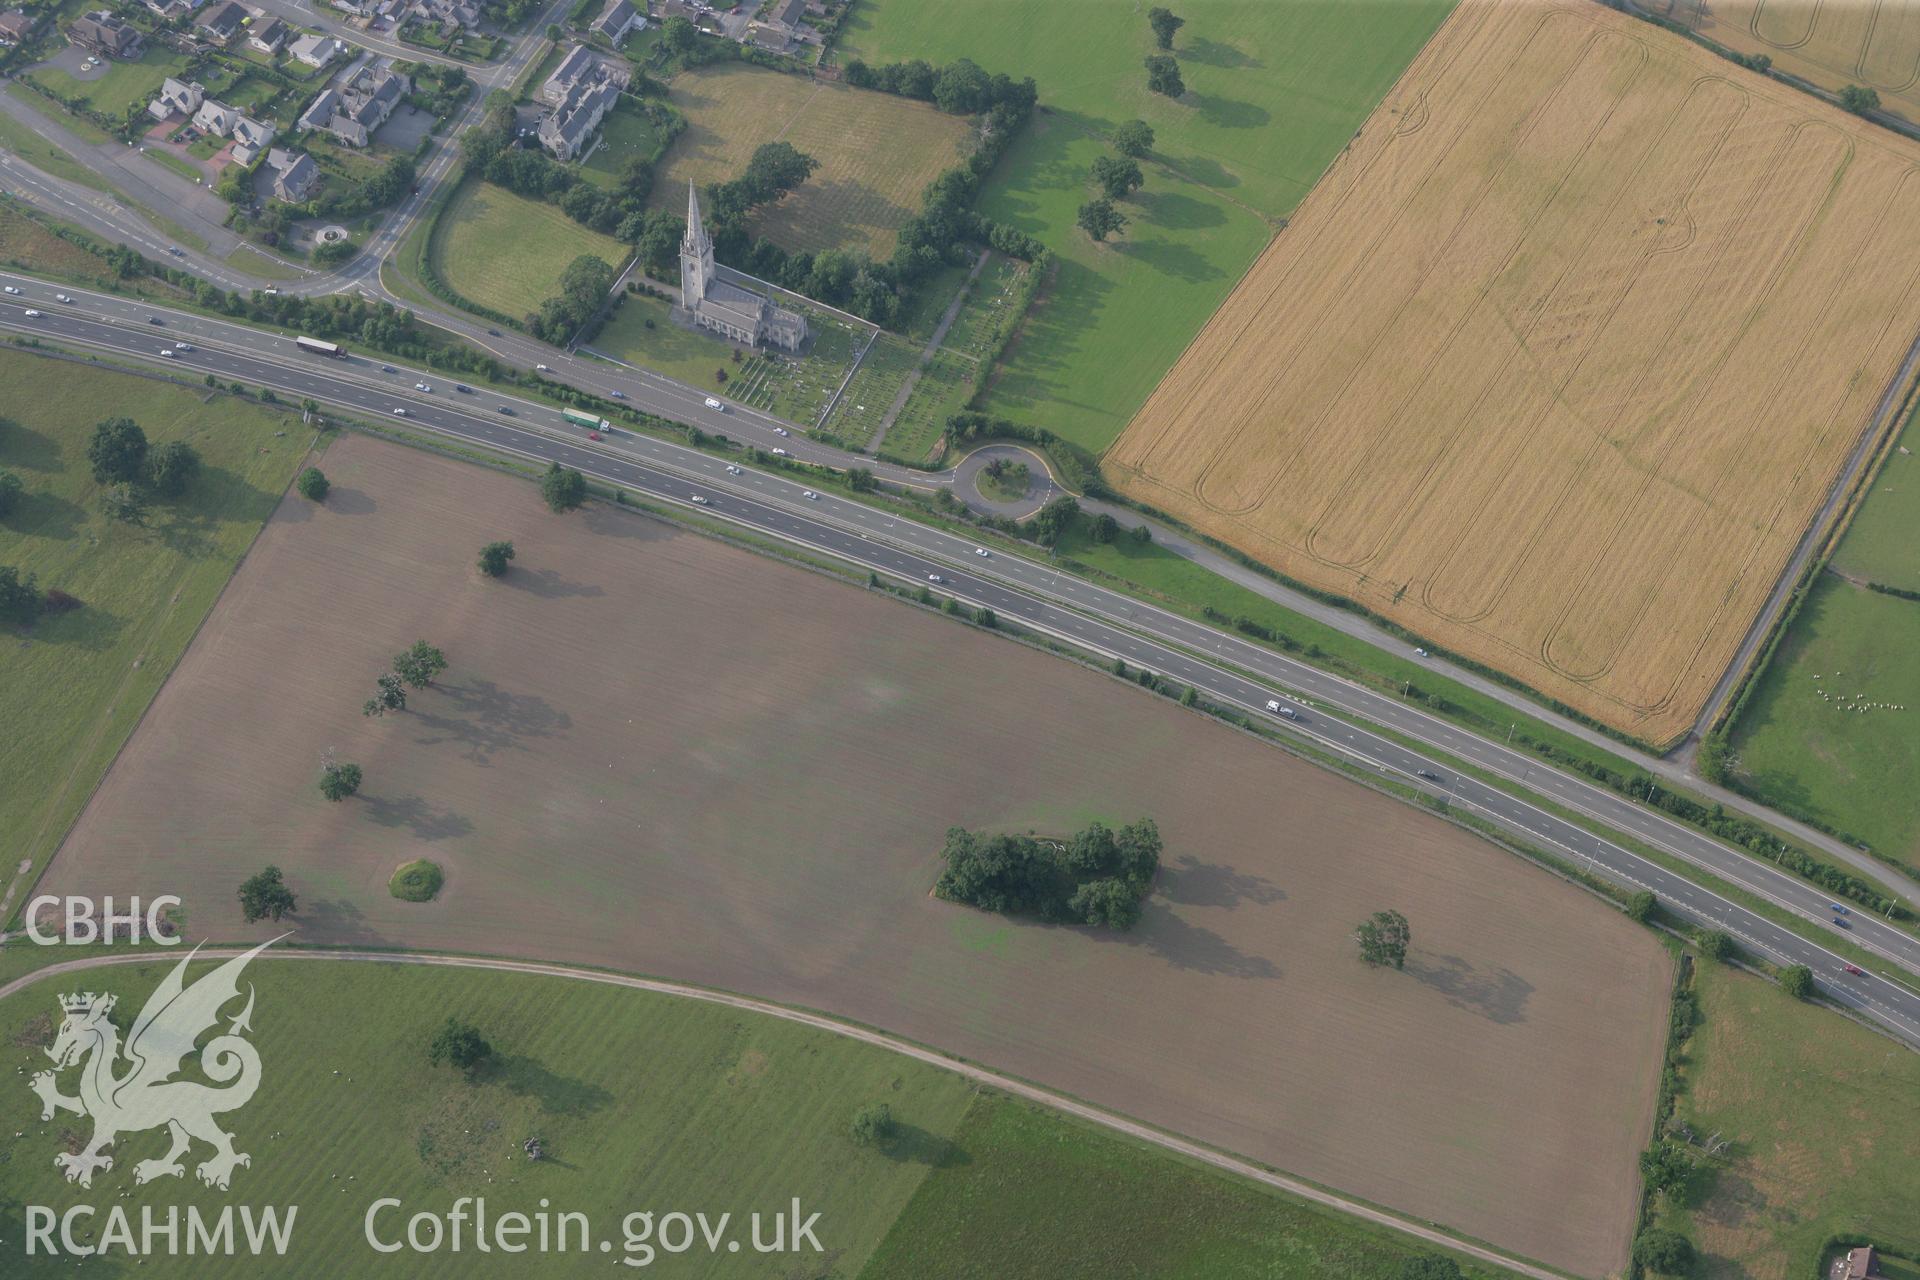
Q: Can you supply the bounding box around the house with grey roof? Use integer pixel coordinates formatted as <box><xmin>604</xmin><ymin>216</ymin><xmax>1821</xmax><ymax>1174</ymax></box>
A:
<box><xmin>289</xmin><ymin>33</ymin><xmax>343</xmax><ymax>68</ymax></box>
<box><xmin>0</xmin><ymin>8</ymin><xmax>36</xmax><ymax>46</ymax></box>
<box><xmin>264</xmin><ymin>148</ymin><xmax>320</xmax><ymax>202</ymax></box>
<box><xmin>303</xmin><ymin>61</ymin><xmax>411</xmax><ymax>147</ymax></box>
<box><xmin>248</xmin><ymin>16</ymin><xmax>286</xmax><ymax>53</ymax></box>
<box><xmin>679</xmin><ymin>183</ymin><xmax>806</xmax><ymax>351</ymax></box>
<box><xmin>195</xmin><ymin>0</ymin><xmax>246</xmax><ymax>43</ymax></box>
<box><xmin>589</xmin><ymin>0</ymin><xmax>644</xmax><ymax>45</ymax></box>
<box><xmin>148</xmin><ymin>77</ymin><xmax>206</xmax><ymax>123</ymax></box>
<box><xmin>540</xmin><ymin>43</ymin><xmax>628</xmax><ymax>106</ymax></box>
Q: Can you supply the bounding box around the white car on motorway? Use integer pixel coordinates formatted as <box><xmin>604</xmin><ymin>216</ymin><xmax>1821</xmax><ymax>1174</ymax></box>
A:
<box><xmin>391</xmin><ymin>407</ymin><xmax>408</xmax><ymax>416</ymax></box>
<box><xmin>802</xmin><ymin>490</ymin><xmax>818</xmax><ymax>500</ymax></box>
<box><xmin>3</xmin><ymin>286</ymin><xmax>19</xmax><ymax>295</ymax></box>
<box><xmin>690</xmin><ymin>495</ymin><xmax>709</xmax><ymax>505</ymax></box>
<box><xmin>725</xmin><ymin>464</ymin><xmax>742</xmax><ymax>475</ymax></box>
<box><xmin>770</xmin><ymin>447</ymin><xmax>787</xmax><ymax>456</ymax></box>
<box><xmin>704</xmin><ymin>397</ymin><xmax>724</xmax><ymax>410</ymax></box>
<box><xmin>415</xmin><ymin>382</ymin><xmax>432</xmax><ymax>392</ymax></box>
<box><xmin>175</xmin><ymin>342</ymin><xmax>194</xmax><ymax>352</ymax></box>
<box><xmin>159</xmin><ymin>349</ymin><xmax>174</xmax><ymax>358</ymax></box>
<box><xmin>927</xmin><ymin>574</ymin><xmax>944</xmax><ymax>584</ymax></box>
<box><xmin>56</xmin><ymin>294</ymin><xmax>72</xmax><ymax>303</ymax></box>
<box><xmin>974</xmin><ymin>547</ymin><xmax>990</xmax><ymax>557</ymax></box>
<box><xmin>23</xmin><ymin>309</ymin><xmax>42</xmax><ymax>318</ymax></box>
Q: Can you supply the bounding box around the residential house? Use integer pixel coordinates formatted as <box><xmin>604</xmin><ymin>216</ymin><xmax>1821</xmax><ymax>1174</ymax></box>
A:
<box><xmin>229</xmin><ymin>114</ymin><xmax>274</xmax><ymax>163</ymax></box>
<box><xmin>247</xmin><ymin>16</ymin><xmax>285</xmax><ymax>52</ymax></box>
<box><xmin>193</xmin><ymin>98</ymin><xmax>238</xmax><ymax>135</ymax></box>
<box><xmin>302</xmin><ymin>61</ymin><xmax>410</xmax><ymax>147</ymax></box>
<box><xmin>589</xmin><ymin>0</ymin><xmax>644</xmax><ymax>45</ymax></box>
<box><xmin>747</xmin><ymin>23</ymin><xmax>785</xmax><ymax>53</ymax></box>
<box><xmin>1842</xmin><ymin>1247</ymin><xmax>1886</xmax><ymax>1280</ymax></box>
<box><xmin>147</xmin><ymin>76</ymin><xmax>206</xmax><ymax>122</ymax></box>
<box><xmin>289</xmin><ymin>33</ymin><xmax>343</xmax><ymax>68</ymax></box>
<box><xmin>195</xmin><ymin>0</ymin><xmax>246</xmax><ymax>42</ymax></box>
<box><xmin>0</xmin><ymin>8</ymin><xmax>35</xmax><ymax>46</ymax></box>
<box><xmin>264</xmin><ymin>147</ymin><xmax>319</xmax><ymax>201</ymax></box>
<box><xmin>330</xmin><ymin>0</ymin><xmax>372</xmax><ymax>15</ymax></box>
<box><xmin>761</xmin><ymin>0</ymin><xmax>803</xmax><ymax>33</ymax></box>
<box><xmin>404</xmin><ymin>0</ymin><xmax>476</xmax><ymax>34</ymax></box>
<box><xmin>67</xmin><ymin>10</ymin><xmax>142</xmax><ymax>58</ymax></box>
<box><xmin>540</xmin><ymin>43</ymin><xmax>628</xmax><ymax>106</ymax></box>
<box><xmin>537</xmin><ymin>75</ymin><xmax>617</xmax><ymax>162</ymax></box>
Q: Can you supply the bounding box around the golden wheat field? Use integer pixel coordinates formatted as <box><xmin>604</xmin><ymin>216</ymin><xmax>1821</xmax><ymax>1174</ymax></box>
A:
<box><xmin>1107</xmin><ymin>0</ymin><xmax>1920</xmax><ymax>745</ymax></box>
<box><xmin>1650</xmin><ymin>0</ymin><xmax>1920</xmax><ymax>122</ymax></box>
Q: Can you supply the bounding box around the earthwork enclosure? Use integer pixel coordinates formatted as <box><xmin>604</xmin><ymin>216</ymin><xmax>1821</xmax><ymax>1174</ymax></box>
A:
<box><xmin>42</xmin><ymin>434</ymin><xmax>1669</xmax><ymax>1275</ymax></box>
<box><xmin>1106</xmin><ymin>0</ymin><xmax>1920</xmax><ymax>745</ymax></box>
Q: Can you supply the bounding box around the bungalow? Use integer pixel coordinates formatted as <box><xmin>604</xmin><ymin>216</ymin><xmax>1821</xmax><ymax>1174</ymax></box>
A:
<box><xmin>289</xmin><ymin>32</ymin><xmax>343</xmax><ymax>67</ymax></box>
<box><xmin>265</xmin><ymin>148</ymin><xmax>319</xmax><ymax>202</ymax></box>
<box><xmin>247</xmin><ymin>16</ymin><xmax>286</xmax><ymax>52</ymax></box>
<box><xmin>67</xmin><ymin>10</ymin><xmax>142</xmax><ymax>58</ymax></box>
<box><xmin>147</xmin><ymin>76</ymin><xmax>206</xmax><ymax>122</ymax></box>
<box><xmin>0</xmin><ymin>8</ymin><xmax>34</xmax><ymax>46</ymax></box>
<box><xmin>589</xmin><ymin>0</ymin><xmax>644</xmax><ymax>46</ymax></box>
<box><xmin>195</xmin><ymin>0</ymin><xmax>246</xmax><ymax>43</ymax></box>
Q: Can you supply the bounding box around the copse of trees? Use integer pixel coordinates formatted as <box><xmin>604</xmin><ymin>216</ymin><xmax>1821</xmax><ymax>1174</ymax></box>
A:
<box><xmin>1144</xmin><ymin>53</ymin><xmax>1185</xmax><ymax>99</ymax></box>
<box><xmin>1354</xmin><ymin>909</ymin><xmax>1411</xmax><ymax>969</ymax></box>
<box><xmin>529</xmin><ymin>253</ymin><xmax>618</xmax><ymax>345</ymax></box>
<box><xmin>1779</xmin><ymin>963</ymin><xmax>1814</xmax><ymax>999</ymax></box>
<box><xmin>934</xmin><ymin>818</ymin><xmax>1162</xmax><ymax>929</ymax></box>
<box><xmin>1840</xmin><ymin>83</ymin><xmax>1881</xmax><ymax>115</ymax></box>
<box><xmin>237</xmin><ymin>865</ymin><xmax>297</xmax><ymax>923</ymax></box>
<box><xmin>1148</xmin><ymin>6</ymin><xmax>1184</xmax><ymax>49</ymax></box>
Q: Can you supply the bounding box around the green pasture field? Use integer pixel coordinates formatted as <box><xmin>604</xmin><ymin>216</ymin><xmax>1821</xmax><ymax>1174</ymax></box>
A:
<box><xmin>591</xmin><ymin>290</ymin><xmax>741</xmax><ymax>387</ymax></box>
<box><xmin>1652</xmin><ymin>958</ymin><xmax>1920</xmax><ymax>1273</ymax></box>
<box><xmin>1832</xmin><ymin>409</ymin><xmax>1920</xmax><ymax>591</ymax></box>
<box><xmin>1726</xmin><ymin>575</ymin><xmax>1920</xmax><ymax>868</ymax></box>
<box><xmin>0</xmin><ymin>955</ymin><xmax>1525</xmax><ymax>1278</ymax></box>
<box><xmin>0</xmin><ymin>348</ymin><xmax>310</xmax><ymax>923</ymax></box>
<box><xmin>429</xmin><ymin>177</ymin><xmax>629</xmax><ymax>319</ymax></box>
<box><xmin>0</xmin><ymin>202</ymin><xmax>189</xmax><ymax>299</ymax></box>
<box><xmin>29</xmin><ymin>46</ymin><xmax>189</xmax><ymax>121</ymax></box>
<box><xmin>837</xmin><ymin>0</ymin><xmax>1456</xmax><ymax>454</ymax></box>
<box><xmin>646</xmin><ymin>62</ymin><xmax>974</xmax><ymax>258</ymax></box>
<box><xmin>865</xmin><ymin>1094</ymin><xmax>1509</xmax><ymax>1280</ymax></box>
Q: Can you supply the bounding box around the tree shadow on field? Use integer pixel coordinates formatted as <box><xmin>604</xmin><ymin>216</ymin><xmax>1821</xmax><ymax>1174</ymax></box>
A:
<box><xmin>1133</xmin><ymin>187</ymin><xmax>1227</xmax><ymax>232</ymax></box>
<box><xmin>1122</xmin><ymin>236</ymin><xmax>1222</xmax><ymax>286</ymax></box>
<box><xmin>581</xmin><ymin>504</ymin><xmax>675</xmax><ymax>543</ymax></box>
<box><xmin>1405</xmin><ymin>953</ymin><xmax>1532</xmax><ymax>1024</ymax></box>
<box><xmin>1171</xmin><ymin>153</ymin><xmax>1240</xmax><ymax>191</ymax></box>
<box><xmin>1158</xmin><ymin>856</ymin><xmax>1285</xmax><ymax>909</ymax></box>
<box><xmin>1182</xmin><ymin>37</ymin><xmax>1262</xmax><ymax>69</ymax></box>
<box><xmin>1690</xmin><ymin>1165</ymin><xmax>1763</xmax><ymax>1229</ymax></box>
<box><xmin>4</xmin><ymin>488</ymin><xmax>87</xmax><ymax>541</ymax></box>
<box><xmin>490</xmin><ymin>1054</ymin><xmax>614</xmax><ymax>1117</ymax></box>
<box><xmin>1120</xmin><ymin>901</ymin><xmax>1278</xmax><ymax>978</ymax></box>
<box><xmin>877</xmin><ymin>1123</ymin><xmax>970</xmax><ymax>1169</ymax></box>
<box><xmin>1192</xmin><ymin>94</ymin><xmax>1270</xmax><ymax>131</ymax></box>
<box><xmin>299</xmin><ymin>897</ymin><xmax>395</xmax><ymax>947</ymax></box>
<box><xmin>502</xmin><ymin>567</ymin><xmax>605</xmax><ymax>600</ymax></box>
<box><xmin>411</xmin><ymin>679</ymin><xmax>572</xmax><ymax>764</ymax></box>
<box><xmin>321</xmin><ymin>486</ymin><xmax>378</xmax><ymax>516</ymax></box>
<box><xmin>0</xmin><ymin>420</ymin><xmax>66</xmax><ymax>472</ymax></box>
<box><xmin>359</xmin><ymin>793</ymin><xmax>474</xmax><ymax>841</ymax></box>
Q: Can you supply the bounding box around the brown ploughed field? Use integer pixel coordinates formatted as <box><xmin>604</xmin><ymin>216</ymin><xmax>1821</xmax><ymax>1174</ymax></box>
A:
<box><xmin>44</xmin><ymin>433</ymin><xmax>1670</xmax><ymax>1275</ymax></box>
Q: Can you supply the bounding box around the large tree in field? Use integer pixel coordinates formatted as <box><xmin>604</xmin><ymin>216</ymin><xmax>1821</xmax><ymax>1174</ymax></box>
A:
<box><xmin>1144</xmin><ymin>54</ymin><xmax>1185</xmax><ymax>99</ymax></box>
<box><xmin>428</xmin><ymin>1017</ymin><xmax>493</xmax><ymax>1076</ymax></box>
<box><xmin>362</xmin><ymin>672</ymin><xmax>408</xmax><ymax>717</ymax></box>
<box><xmin>1113</xmin><ymin>119</ymin><xmax>1155</xmax><ymax>158</ymax></box>
<box><xmin>393</xmin><ymin>640</ymin><xmax>448</xmax><ymax>690</ymax></box>
<box><xmin>1354</xmin><ymin>909</ymin><xmax>1411</xmax><ymax>969</ymax></box>
<box><xmin>146</xmin><ymin>440</ymin><xmax>201</xmax><ymax>498</ymax></box>
<box><xmin>237</xmin><ymin>865</ymin><xmax>297</xmax><ymax>923</ymax></box>
<box><xmin>297</xmin><ymin>467</ymin><xmax>329</xmax><ymax>502</ymax></box>
<box><xmin>478</xmin><ymin>540</ymin><xmax>516</xmax><ymax>577</ymax></box>
<box><xmin>1077</xmin><ymin>197</ymin><xmax>1128</xmax><ymax>242</ymax></box>
<box><xmin>318</xmin><ymin>761</ymin><xmax>363</xmax><ymax>802</ymax></box>
<box><xmin>87</xmin><ymin>417</ymin><xmax>149</xmax><ymax>486</ymax></box>
<box><xmin>0</xmin><ymin>565</ymin><xmax>41</xmax><ymax>626</ymax></box>
<box><xmin>1092</xmin><ymin>154</ymin><xmax>1145</xmax><ymax>199</ymax></box>
<box><xmin>542</xmin><ymin>462</ymin><xmax>587</xmax><ymax>513</ymax></box>
<box><xmin>1148</xmin><ymin>6</ymin><xmax>1184</xmax><ymax>49</ymax></box>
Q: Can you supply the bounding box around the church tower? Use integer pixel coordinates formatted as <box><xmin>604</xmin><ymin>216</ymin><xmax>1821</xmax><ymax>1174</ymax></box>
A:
<box><xmin>681</xmin><ymin>180</ymin><xmax>713</xmax><ymax>307</ymax></box>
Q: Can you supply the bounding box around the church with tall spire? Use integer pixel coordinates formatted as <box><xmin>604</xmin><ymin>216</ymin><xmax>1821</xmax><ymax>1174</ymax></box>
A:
<box><xmin>679</xmin><ymin>182</ymin><xmax>808</xmax><ymax>352</ymax></box>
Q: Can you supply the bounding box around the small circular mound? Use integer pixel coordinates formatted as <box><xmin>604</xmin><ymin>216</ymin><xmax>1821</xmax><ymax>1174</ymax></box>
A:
<box><xmin>315</xmin><ymin>225</ymin><xmax>350</xmax><ymax>245</ymax></box>
<box><xmin>388</xmin><ymin>859</ymin><xmax>444</xmax><ymax>903</ymax></box>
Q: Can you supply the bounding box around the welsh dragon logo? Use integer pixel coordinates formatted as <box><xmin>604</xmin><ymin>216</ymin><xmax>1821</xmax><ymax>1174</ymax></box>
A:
<box><xmin>27</xmin><ymin>938</ymin><xmax>279</xmax><ymax>1191</ymax></box>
